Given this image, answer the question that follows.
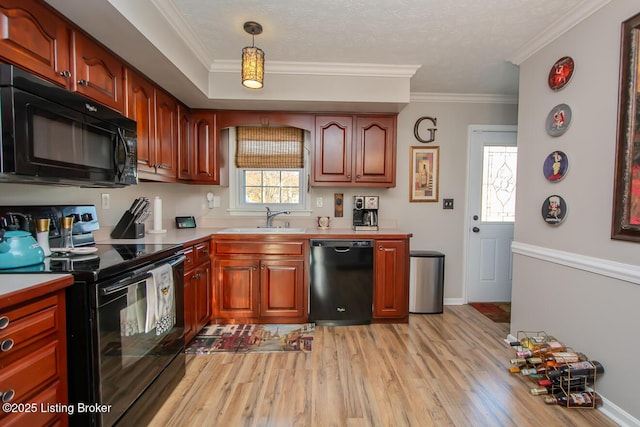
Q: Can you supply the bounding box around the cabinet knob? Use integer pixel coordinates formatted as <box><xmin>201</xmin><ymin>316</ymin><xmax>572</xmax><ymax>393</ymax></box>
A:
<box><xmin>260</xmin><ymin>265</ymin><xmax>265</xmax><ymax>270</ymax></box>
<box><xmin>0</xmin><ymin>389</ymin><xmax>15</xmax><ymax>403</ymax></box>
<box><xmin>356</xmin><ymin>175</ymin><xmax>361</xmax><ymax>178</ymax></box>
<box><xmin>77</xmin><ymin>79</ymin><xmax>89</xmax><ymax>86</ymax></box>
<box><xmin>0</xmin><ymin>316</ymin><xmax>9</xmax><ymax>329</ymax></box>
<box><xmin>193</xmin><ymin>273</ymin><xmax>201</xmax><ymax>279</ymax></box>
<box><xmin>252</xmin><ymin>265</ymin><xmax>257</xmax><ymax>270</ymax></box>
<box><xmin>60</xmin><ymin>70</ymin><xmax>71</xmax><ymax>78</ymax></box>
<box><xmin>347</xmin><ymin>175</ymin><xmax>351</xmax><ymax>179</ymax></box>
<box><xmin>0</xmin><ymin>339</ymin><xmax>13</xmax><ymax>352</ymax></box>
<box><xmin>378</xmin><ymin>245</ymin><xmax>384</xmax><ymax>250</ymax></box>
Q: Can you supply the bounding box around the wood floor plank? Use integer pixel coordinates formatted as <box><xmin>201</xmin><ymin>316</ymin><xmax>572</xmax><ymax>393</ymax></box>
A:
<box><xmin>151</xmin><ymin>306</ymin><xmax>618</xmax><ymax>427</ymax></box>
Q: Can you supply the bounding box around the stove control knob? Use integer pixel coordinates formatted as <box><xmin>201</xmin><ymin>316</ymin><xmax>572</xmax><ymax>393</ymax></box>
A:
<box><xmin>81</xmin><ymin>213</ymin><xmax>93</xmax><ymax>222</ymax></box>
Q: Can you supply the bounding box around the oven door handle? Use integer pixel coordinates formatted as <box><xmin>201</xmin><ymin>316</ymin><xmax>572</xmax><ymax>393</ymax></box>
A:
<box><xmin>100</xmin><ymin>255</ymin><xmax>186</xmax><ymax>296</ymax></box>
<box><xmin>101</xmin><ymin>272</ymin><xmax>153</xmax><ymax>296</ymax></box>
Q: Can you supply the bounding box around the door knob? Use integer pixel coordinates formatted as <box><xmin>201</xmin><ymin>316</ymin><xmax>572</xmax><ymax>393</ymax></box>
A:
<box><xmin>473</xmin><ymin>215</ymin><xmax>479</xmax><ymax>220</ymax></box>
<box><xmin>472</xmin><ymin>227</ymin><xmax>480</xmax><ymax>233</ymax></box>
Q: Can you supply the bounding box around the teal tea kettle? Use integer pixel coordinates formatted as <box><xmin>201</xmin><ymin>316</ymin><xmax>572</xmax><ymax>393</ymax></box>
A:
<box><xmin>0</xmin><ymin>228</ymin><xmax>45</xmax><ymax>269</ymax></box>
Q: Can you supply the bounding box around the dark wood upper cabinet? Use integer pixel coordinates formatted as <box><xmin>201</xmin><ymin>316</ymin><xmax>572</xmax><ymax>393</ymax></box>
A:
<box><xmin>154</xmin><ymin>89</ymin><xmax>178</xmax><ymax>179</ymax></box>
<box><xmin>0</xmin><ymin>0</ymin><xmax>72</xmax><ymax>87</ymax></box>
<box><xmin>72</xmin><ymin>31</ymin><xmax>123</xmax><ymax>112</ymax></box>
<box><xmin>313</xmin><ymin>114</ymin><xmax>396</xmax><ymax>187</ymax></box>
<box><xmin>189</xmin><ymin>111</ymin><xmax>219</xmax><ymax>183</ymax></box>
<box><xmin>177</xmin><ymin>104</ymin><xmax>192</xmax><ymax>180</ymax></box>
<box><xmin>126</xmin><ymin>69</ymin><xmax>156</xmax><ymax>174</ymax></box>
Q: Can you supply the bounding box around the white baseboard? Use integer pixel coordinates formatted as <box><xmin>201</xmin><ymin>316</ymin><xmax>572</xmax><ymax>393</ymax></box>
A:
<box><xmin>444</xmin><ymin>298</ymin><xmax>465</xmax><ymax>306</ymax></box>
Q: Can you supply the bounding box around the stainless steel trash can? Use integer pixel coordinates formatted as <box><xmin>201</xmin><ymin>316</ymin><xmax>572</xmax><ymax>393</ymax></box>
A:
<box><xmin>409</xmin><ymin>250</ymin><xmax>445</xmax><ymax>314</ymax></box>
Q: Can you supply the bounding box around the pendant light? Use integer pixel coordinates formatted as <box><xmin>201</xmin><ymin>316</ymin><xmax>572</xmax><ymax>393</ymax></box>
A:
<box><xmin>242</xmin><ymin>21</ymin><xmax>264</xmax><ymax>89</ymax></box>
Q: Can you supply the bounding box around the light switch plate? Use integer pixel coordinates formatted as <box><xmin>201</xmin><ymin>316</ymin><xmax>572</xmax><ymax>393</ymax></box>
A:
<box><xmin>443</xmin><ymin>198</ymin><xmax>454</xmax><ymax>209</ymax></box>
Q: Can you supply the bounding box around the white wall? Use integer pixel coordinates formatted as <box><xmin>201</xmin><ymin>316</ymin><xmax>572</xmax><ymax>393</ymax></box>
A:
<box><xmin>512</xmin><ymin>0</ymin><xmax>640</xmax><ymax>423</ymax></box>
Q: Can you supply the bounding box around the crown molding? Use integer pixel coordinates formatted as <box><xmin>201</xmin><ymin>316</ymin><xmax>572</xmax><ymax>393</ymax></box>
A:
<box><xmin>507</xmin><ymin>0</ymin><xmax>611</xmax><ymax>65</ymax></box>
<box><xmin>410</xmin><ymin>92</ymin><xmax>518</xmax><ymax>104</ymax></box>
<box><xmin>150</xmin><ymin>0</ymin><xmax>213</xmax><ymax>68</ymax></box>
<box><xmin>211</xmin><ymin>60</ymin><xmax>421</xmax><ymax>78</ymax></box>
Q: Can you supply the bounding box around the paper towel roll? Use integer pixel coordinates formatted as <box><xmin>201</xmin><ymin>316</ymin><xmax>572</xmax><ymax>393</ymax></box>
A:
<box><xmin>148</xmin><ymin>196</ymin><xmax>167</xmax><ymax>234</ymax></box>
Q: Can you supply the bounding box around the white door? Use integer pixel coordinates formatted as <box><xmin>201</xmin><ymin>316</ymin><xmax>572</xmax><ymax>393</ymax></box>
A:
<box><xmin>465</xmin><ymin>125</ymin><xmax>517</xmax><ymax>302</ymax></box>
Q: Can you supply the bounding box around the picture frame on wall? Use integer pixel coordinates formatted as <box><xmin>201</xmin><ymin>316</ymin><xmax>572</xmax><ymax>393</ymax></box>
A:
<box><xmin>410</xmin><ymin>146</ymin><xmax>439</xmax><ymax>202</ymax></box>
<box><xmin>612</xmin><ymin>11</ymin><xmax>640</xmax><ymax>242</ymax></box>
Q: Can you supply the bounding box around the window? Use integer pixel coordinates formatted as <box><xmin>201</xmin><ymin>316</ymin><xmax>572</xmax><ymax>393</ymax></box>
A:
<box><xmin>231</xmin><ymin>126</ymin><xmax>309</xmax><ymax>212</ymax></box>
<box><xmin>481</xmin><ymin>145</ymin><xmax>517</xmax><ymax>222</ymax></box>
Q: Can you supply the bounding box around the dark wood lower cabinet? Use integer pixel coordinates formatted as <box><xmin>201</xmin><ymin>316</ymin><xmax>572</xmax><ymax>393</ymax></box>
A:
<box><xmin>183</xmin><ymin>241</ymin><xmax>212</xmax><ymax>343</ymax></box>
<box><xmin>373</xmin><ymin>239</ymin><xmax>409</xmax><ymax>321</ymax></box>
<box><xmin>211</xmin><ymin>238</ymin><xmax>308</xmax><ymax>324</ymax></box>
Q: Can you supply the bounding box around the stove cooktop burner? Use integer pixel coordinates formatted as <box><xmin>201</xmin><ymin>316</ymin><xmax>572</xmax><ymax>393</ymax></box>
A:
<box><xmin>0</xmin><ymin>243</ymin><xmax>183</xmax><ymax>282</ymax></box>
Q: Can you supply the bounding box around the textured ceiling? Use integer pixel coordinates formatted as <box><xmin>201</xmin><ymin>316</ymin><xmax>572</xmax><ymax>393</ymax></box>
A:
<box><xmin>172</xmin><ymin>0</ymin><xmax>585</xmax><ymax>95</ymax></box>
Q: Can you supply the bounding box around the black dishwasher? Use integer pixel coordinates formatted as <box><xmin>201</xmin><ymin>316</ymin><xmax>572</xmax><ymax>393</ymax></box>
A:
<box><xmin>309</xmin><ymin>239</ymin><xmax>374</xmax><ymax>325</ymax></box>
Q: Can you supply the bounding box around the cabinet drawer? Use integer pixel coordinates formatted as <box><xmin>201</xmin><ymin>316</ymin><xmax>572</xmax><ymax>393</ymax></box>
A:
<box><xmin>1</xmin><ymin>381</ymin><xmax>62</xmax><ymax>426</ymax></box>
<box><xmin>214</xmin><ymin>240</ymin><xmax>304</xmax><ymax>256</ymax></box>
<box><xmin>194</xmin><ymin>241</ymin><xmax>210</xmax><ymax>264</ymax></box>
<box><xmin>0</xmin><ymin>340</ymin><xmax>61</xmax><ymax>405</ymax></box>
<box><xmin>182</xmin><ymin>245</ymin><xmax>195</xmax><ymax>271</ymax></box>
<box><xmin>0</xmin><ymin>295</ymin><xmax>59</xmax><ymax>358</ymax></box>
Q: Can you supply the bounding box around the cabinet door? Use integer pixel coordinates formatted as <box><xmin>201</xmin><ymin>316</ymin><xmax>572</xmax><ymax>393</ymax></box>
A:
<box><xmin>177</xmin><ymin>104</ymin><xmax>192</xmax><ymax>180</ymax></box>
<box><xmin>355</xmin><ymin>116</ymin><xmax>396</xmax><ymax>185</ymax></box>
<box><xmin>259</xmin><ymin>259</ymin><xmax>305</xmax><ymax>320</ymax></box>
<box><xmin>194</xmin><ymin>261</ymin><xmax>211</xmax><ymax>332</ymax></box>
<box><xmin>373</xmin><ymin>239</ymin><xmax>408</xmax><ymax>319</ymax></box>
<box><xmin>72</xmin><ymin>31</ymin><xmax>123</xmax><ymax>112</ymax></box>
<box><xmin>0</xmin><ymin>0</ymin><xmax>71</xmax><ymax>87</ymax></box>
<box><xmin>313</xmin><ymin>115</ymin><xmax>353</xmax><ymax>183</ymax></box>
<box><xmin>214</xmin><ymin>258</ymin><xmax>260</xmax><ymax>319</ymax></box>
<box><xmin>154</xmin><ymin>90</ymin><xmax>178</xmax><ymax>179</ymax></box>
<box><xmin>183</xmin><ymin>269</ymin><xmax>195</xmax><ymax>343</ymax></box>
<box><xmin>190</xmin><ymin>111</ymin><xmax>218</xmax><ymax>183</ymax></box>
<box><xmin>125</xmin><ymin>69</ymin><xmax>156</xmax><ymax>174</ymax></box>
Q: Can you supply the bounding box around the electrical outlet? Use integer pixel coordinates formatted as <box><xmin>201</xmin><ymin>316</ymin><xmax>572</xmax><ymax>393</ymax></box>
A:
<box><xmin>316</xmin><ymin>197</ymin><xmax>323</xmax><ymax>208</ymax></box>
<box><xmin>101</xmin><ymin>193</ymin><xmax>110</xmax><ymax>209</ymax></box>
<box><xmin>212</xmin><ymin>196</ymin><xmax>221</xmax><ymax>208</ymax></box>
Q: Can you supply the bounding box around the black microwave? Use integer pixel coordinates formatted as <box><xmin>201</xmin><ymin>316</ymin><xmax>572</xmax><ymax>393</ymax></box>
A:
<box><xmin>0</xmin><ymin>63</ymin><xmax>137</xmax><ymax>187</ymax></box>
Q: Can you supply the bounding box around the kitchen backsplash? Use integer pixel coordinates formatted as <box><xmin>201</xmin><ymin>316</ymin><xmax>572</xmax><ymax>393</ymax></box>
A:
<box><xmin>0</xmin><ymin>183</ymin><xmax>396</xmax><ymax>230</ymax></box>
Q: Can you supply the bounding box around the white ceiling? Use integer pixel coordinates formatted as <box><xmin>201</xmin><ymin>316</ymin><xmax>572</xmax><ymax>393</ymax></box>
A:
<box><xmin>44</xmin><ymin>0</ymin><xmax>609</xmax><ymax>111</ymax></box>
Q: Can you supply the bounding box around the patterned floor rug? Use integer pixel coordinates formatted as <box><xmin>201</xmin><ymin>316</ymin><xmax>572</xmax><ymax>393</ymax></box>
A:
<box><xmin>469</xmin><ymin>302</ymin><xmax>511</xmax><ymax>323</ymax></box>
<box><xmin>185</xmin><ymin>323</ymin><xmax>314</xmax><ymax>354</ymax></box>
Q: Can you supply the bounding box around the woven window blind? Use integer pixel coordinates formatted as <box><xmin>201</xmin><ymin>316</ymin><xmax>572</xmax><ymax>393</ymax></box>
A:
<box><xmin>236</xmin><ymin>126</ymin><xmax>304</xmax><ymax>168</ymax></box>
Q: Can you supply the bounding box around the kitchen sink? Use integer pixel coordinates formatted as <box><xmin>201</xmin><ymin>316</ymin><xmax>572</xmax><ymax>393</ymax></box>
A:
<box><xmin>217</xmin><ymin>227</ymin><xmax>307</xmax><ymax>234</ymax></box>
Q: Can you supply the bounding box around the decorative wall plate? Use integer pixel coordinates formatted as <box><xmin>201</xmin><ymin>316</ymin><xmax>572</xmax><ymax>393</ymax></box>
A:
<box><xmin>545</xmin><ymin>103</ymin><xmax>572</xmax><ymax>136</ymax></box>
<box><xmin>543</xmin><ymin>151</ymin><xmax>569</xmax><ymax>182</ymax></box>
<box><xmin>541</xmin><ymin>195</ymin><xmax>567</xmax><ymax>225</ymax></box>
<box><xmin>548</xmin><ymin>56</ymin><xmax>574</xmax><ymax>91</ymax></box>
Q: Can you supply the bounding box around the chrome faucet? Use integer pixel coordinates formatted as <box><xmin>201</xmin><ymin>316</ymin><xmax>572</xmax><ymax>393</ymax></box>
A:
<box><xmin>265</xmin><ymin>207</ymin><xmax>290</xmax><ymax>228</ymax></box>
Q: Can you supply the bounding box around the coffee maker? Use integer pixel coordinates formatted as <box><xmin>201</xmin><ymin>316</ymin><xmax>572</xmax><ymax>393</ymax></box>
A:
<box><xmin>352</xmin><ymin>196</ymin><xmax>379</xmax><ymax>231</ymax></box>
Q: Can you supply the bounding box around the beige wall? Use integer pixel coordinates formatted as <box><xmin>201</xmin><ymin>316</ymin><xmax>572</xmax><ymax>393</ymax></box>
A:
<box><xmin>512</xmin><ymin>0</ymin><xmax>640</xmax><ymax>423</ymax></box>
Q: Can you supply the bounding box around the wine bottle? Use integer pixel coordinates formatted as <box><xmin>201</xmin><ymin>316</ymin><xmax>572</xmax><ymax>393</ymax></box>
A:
<box><xmin>547</xmin><ymin>360</ymin><xmax>604</xmax><ymax>380</ymax></box>
<box><xmin>544</xmin><ymin>391</ymin><xmax>602</xmax><ymax>407</ymax></box>
<box><xmin>543</xmin><ymin>351</ymin><xmax>587</xmax><ymax>367</ymax></box>
<box><xmin>530</xmin><ymin>385</ymin><xmax>580</xmax><ymax>396</ymax></box>
<box><xmin>538</xmin><ymin>375</ymin><xmax>591</xmax><ymax>390</ymax></box>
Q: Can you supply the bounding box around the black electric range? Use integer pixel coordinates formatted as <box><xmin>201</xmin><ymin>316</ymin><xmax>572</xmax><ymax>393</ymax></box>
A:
<box><xmin>0</xmin><ymin>205</ymin><xmax>186</xmax><ymax>426</ymax></box>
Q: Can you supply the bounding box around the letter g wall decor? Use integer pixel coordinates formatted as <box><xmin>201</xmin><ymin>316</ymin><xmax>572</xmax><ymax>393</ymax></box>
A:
<box><xmin>414</xmin><ymin>116</ymin><xmax>437</xmax><ymax>143</ymax></box>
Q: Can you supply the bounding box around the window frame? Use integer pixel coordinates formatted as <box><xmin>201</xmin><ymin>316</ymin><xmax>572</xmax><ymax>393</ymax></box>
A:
<box><xmin>228</xmin><ymin>127</ymin><xmax>311</xmax><ymax>215</ymax></box>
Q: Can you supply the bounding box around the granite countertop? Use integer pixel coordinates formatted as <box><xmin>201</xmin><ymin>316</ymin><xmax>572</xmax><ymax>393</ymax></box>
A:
<box><xmin>0</xmin><ymin>274</ymin><xmax>74</xmax><ymax>309</ymax></box>
<box><xmin>95</xmin><ymin>227</ymin><xmax>413</xmax><ymax>246</ymax></box>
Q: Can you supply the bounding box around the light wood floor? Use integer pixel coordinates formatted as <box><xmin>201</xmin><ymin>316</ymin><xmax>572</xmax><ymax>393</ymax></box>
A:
<box><xmin>151</xmin><ymin>305</ymin><xmax>617</xmax><ymax>427</ymax></box>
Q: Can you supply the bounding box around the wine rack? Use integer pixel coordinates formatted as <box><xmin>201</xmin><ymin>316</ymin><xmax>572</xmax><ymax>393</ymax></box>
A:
<box><xmin>509</xmin><ymin>330</ymin><xmax>602</xmax><ymax>409</ymax></box>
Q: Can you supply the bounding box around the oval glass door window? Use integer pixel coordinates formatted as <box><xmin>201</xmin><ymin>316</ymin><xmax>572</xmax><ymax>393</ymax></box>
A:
<box><xmin>541</xmin><ymin>195</ymin><xmax>568</xmax><ymax>225</ymax></box>
<box><xmin>548</xmin><ymin>56</ymin><xmax>574</xmax><ymax>91</ymax></box>
<box><xmin>546</xmin><ymin>104</ymin><xmax>572</xmax><ymax>137</ymax></box>
<box><xmin>543</xmin><ymin>151</ymin><xmax>569</xmax><ymax>182</ymax></box>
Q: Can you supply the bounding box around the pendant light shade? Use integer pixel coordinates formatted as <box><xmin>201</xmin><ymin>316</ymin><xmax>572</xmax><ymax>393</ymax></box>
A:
<box><xmin>242</xmin><ymin>21</ymin><xmax>264</xmax><ymax>89</ymax></box>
